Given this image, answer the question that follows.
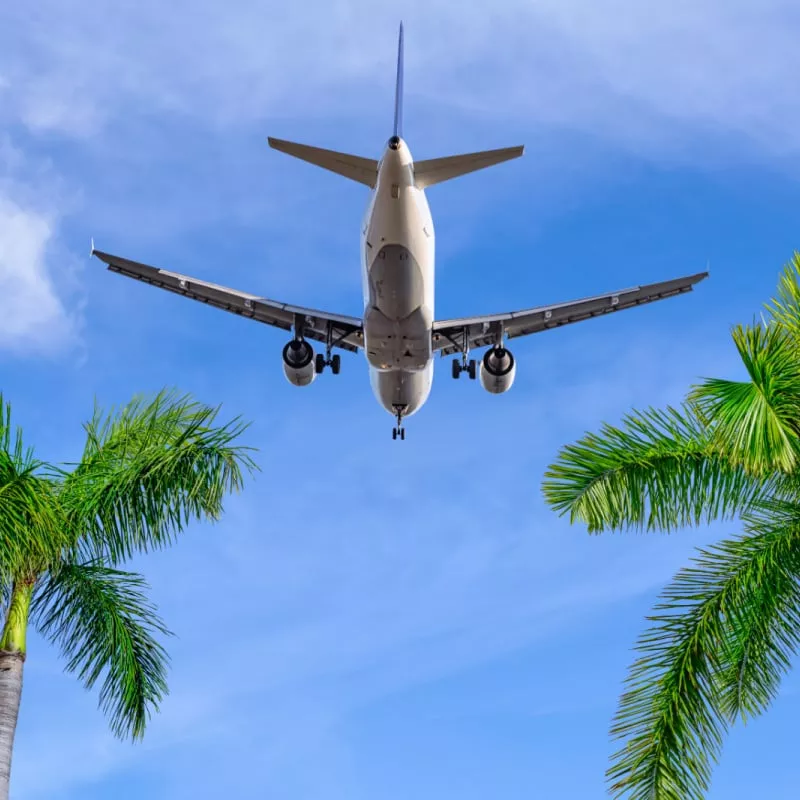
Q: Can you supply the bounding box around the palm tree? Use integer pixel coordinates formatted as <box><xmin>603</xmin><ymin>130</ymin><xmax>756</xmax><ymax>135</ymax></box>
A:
<box><xmin>0</xmin><ymin>404</ymin><xmax>69</xmax><ymax>584</ymax></box>
<box><xmin>541</xmin><ymin>253</ymin><xmax>800</xmax><ymax>800</ymax></box>
<box><xmin>0</xmin><ymin>390</ymin><xmax>256</xmax><ymax>800</ymax></box>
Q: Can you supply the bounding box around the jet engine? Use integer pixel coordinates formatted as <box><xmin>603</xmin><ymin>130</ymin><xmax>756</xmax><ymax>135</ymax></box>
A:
<box><xmin>479</xmin><ymin>346</ymin><xmax>516</xmax><ymax>394</ymax></box>
<box><xmin>282</xmin><ymin>340</ymin><xmax>316</xmax><ymax>386</ymax></box>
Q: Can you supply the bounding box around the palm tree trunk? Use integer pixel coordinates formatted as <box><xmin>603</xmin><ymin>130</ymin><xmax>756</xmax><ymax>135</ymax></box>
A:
<box><xmin>0</xmin><ymin>581</ymin><xmax>33</xmax><ymax>800</ymax></box>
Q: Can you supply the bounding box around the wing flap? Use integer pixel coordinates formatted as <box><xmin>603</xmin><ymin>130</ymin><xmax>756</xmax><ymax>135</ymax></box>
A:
<box><xmin>433</xmin><ymin>271</ymin><xmax>708</xmax><ymax>355</ymax></box>
<box><xmin>93</xmin><ymin>249</ymin><xmax>363</xmax><ymax>353</ymax></box>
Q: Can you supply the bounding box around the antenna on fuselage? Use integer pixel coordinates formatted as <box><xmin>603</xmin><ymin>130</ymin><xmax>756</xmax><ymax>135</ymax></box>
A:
<box><xmin>393</xmin><ymin>22</ymin><xmax>404</xmax><ymax>139</ymax></box>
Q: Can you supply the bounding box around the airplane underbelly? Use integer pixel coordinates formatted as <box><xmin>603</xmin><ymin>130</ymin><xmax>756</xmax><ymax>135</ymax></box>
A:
<box><xmin>370</xmin><ymin>362</ymin><xmax>433</xmax><ymax>417</ymax></box>
<box><xmin>363</xmin><ymin>244</ymin><xmax>432</xmax><ymax>371</ymax></box>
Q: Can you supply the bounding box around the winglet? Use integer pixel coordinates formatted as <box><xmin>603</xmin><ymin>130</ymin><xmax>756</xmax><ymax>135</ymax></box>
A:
<box><xmin>90</xmin><ymin>237</ymin><xmax>95</xmax><ymax>257</ymax></box>
<box><xmin>393</xmin><ymin>22</ymin><xmax>404</xmax><ymax>139</ymax></box>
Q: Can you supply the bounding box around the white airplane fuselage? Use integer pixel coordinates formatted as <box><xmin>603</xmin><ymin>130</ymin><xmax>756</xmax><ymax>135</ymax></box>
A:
<box><xmin>360</xmin><ymin>137</ymin><xmax>435</xmax><ymax>419</ymax></box>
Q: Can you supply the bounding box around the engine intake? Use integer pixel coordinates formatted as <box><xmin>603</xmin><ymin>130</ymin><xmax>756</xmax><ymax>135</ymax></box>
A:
<box><xmin>480</xmin><ymin>346</ymin><xmax>516</xmax><ymax>394</ymax></box>
<box><xmin>282</xmin><ymin>340</ymin><xmax>316</xmax><ymax>386</ymax></box>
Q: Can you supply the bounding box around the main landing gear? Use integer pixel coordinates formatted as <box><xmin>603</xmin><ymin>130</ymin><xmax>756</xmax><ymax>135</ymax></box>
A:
<box><xmin>392</xmin><ymin>405</ymin><xmax>407</xmax><ymax>440</ymax></box>
<box><xmin>451</xmin><ymin>343</ymin><xmax>477</xmax><ymax>380</ymax></box>
<box><xmin>315</xmin><ymin>324</ymin><xmax>342</xmax><ymax>375</ymax></box>
<box><xmin>315</xmin><ymin>352</ymin><xmax>341</xmax><ymax>374</ymax></box>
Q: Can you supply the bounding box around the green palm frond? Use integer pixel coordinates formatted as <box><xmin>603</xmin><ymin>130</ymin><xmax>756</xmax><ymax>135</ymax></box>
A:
<box><xmin>542</xmin><ymin>403</ymin><xmax>777</xmax><ymax>533</ymax></box>
<box><xmin>0</xmin><ymin>395</ymin><xmax>69</xmax><ymax>576</ymax></box>
<box><xmin>57</xmin><ymin>389</ymin><xmax>258</xmax><ymax>563</ymax></box>
<box><xmin>713</xmin><ymin>499</ymin><xmax>800</xmax><ymax>723</ymax></box>
<box><xmin>763</xmin><ymin>252</ymin><xmax>800</xmax><ymax>340</ymax></box>
<box><xmin>607</xmin><ymin>517</ymin><xmax>800</xmax><ymax>800</ymax></box>
<box><xmin>32</xmin><ymin>562</ymin><xmax>172</xmax><ymax>740</ymax></box>
<box><xmin>688</xmin><ymin>322</ymin><xmax>800</xmax><ymax>475</ymax></box>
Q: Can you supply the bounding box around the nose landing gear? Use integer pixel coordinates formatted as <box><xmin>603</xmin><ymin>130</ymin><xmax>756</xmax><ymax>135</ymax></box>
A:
<box><xmin>392</xmin><ymin>405</ymin><xmax>407</xmax><ymax>440</ymax></box>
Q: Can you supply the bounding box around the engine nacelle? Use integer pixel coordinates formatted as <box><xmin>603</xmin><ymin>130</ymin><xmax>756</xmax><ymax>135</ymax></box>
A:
<box><xmin>480</xmin><ymin>346</ymin><xmax>516</xmax><ymax>394</ymax></box>
<box><xmin>282</xmin><ymin>340</ymin><xmax>316</xmax><ymax>386</ymax></box>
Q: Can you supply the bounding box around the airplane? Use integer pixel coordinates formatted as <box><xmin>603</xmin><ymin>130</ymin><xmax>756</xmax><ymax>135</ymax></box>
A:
<box><xmin>92</xmin><ymin>22</ymin><xmax>708</xmax><ymax>441</ymax></box>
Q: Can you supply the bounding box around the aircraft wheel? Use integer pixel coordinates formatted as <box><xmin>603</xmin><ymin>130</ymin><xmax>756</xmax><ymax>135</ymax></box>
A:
<box><xmin>315</xmin><ymin>354</ymin><xmax>326</xmax><ymax>374</ymax></box>
<box><xmin>467</xmin><ymin>359</ymin><xmax>477</xmax><ymax>380</ymax></box>
<box><xmin>331</xmin><ymin>354</ymin><xmax>341</xmax><ymax>375</ymax></box>
<box><xmin>452</xmin><ymin>359</ymin><xmax>461</xmax><ymax>379</ymax></box>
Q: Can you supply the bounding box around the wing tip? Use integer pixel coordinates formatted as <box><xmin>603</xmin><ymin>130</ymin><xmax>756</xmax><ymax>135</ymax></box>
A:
<box><xmin>90</xmin><ymin>246</ymin><xmax>115</xmax><ymax>268</ymax></box>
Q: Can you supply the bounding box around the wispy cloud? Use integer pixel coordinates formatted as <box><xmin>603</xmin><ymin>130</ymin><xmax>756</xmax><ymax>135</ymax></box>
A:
<box><xmin>0</xmin><ymin>140</ymin><xmax>82</xmax><ymax>356</ymax></box>
<box><xmin>1</xmin><ymin>0</ymin><xmax>795</xmax><ymax>351</ymax></box>
<box><xmin>3</xmin><ymin>0</ymin><xmax>798</xmax><ymax>157</ymax></box>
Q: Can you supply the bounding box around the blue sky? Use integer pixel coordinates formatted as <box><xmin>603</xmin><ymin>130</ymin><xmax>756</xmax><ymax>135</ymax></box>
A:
<box><xmin>2</xmin><ymin>1</ymin><xmax>800</xmax><ymax>798</ymax></box>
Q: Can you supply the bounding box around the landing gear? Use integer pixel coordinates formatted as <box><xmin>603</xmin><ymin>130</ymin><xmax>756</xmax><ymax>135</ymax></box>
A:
<box><xmin>316</xmin><ymin>323</ymin><xmax>343</xmax><ymax>374</ymax></box>
<box><xmin>392</xmin><ymin>405</ymin><xmax>407</xmax><ymax>440</ymax></box>
<box><xmin>451</xmin><ymin>327</ymin><xmax>477</xmax><ymax>380</ymax></box>
<box><xmin>451</xmin><ymin>357</ymin><xmax>477</xmax><ymax>380</ymax></box>
<box><xmin>315</xmin><ymin>350</ymin><xmax>342</xmax><ymax>375</ymax></box>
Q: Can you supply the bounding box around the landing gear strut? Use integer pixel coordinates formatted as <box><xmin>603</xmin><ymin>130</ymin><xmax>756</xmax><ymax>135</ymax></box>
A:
<box><xmin>392</xmin><ymin>405</ymin><xmax>407</xmax><ymax>440</ymax></box>
<box><xmin>451</xmin><ymin>329</ymin><xmax>476</xmax><ymax>380</ymax></box>
<box><xmin>315</xmin><ymin>323</ymin><xmax>342</xmax><ymax>374</ymax></box>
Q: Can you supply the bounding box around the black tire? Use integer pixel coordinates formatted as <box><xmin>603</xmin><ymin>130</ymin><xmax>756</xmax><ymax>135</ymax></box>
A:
<box><xmin>315</xmin><ymin>354</ymin><xmax>326</xmax><ymax>374</ymax></box>
<box><xmin>400</xmin><ymin>429</ymin><xmax>406</xmax><ymax>440</ymax></box>
<box><xmin>392</xmin><ymin>429</ymin><xmax>398</xmax><ymax>440</ymax></box>
<box><xmin>331</xmin><ymin>354</ymin><xmax>341</xmax><ymax>375</ymax></box>
<box><xmin>452</xmin><ymin>359</ymin><xmax>461</xmax><ymax>379</ymax></box>
<box><xmin>467</xmin><ymin>359</ymin><xmax>477</xmax><ymax>380</ymax></box>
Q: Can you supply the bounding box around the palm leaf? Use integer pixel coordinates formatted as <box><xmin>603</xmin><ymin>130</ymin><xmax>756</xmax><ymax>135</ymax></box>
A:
<box><xmin>713</xmin><ymin>498</ymin><xmax>800</xmax><ymax>723</ymax></box>
<box><xmin>762</xmin><ymin>252</ymin><xmax>800</xmax><ymax>340</ymax></box>
<box><xmin>0</xmin><ymin>395</ymin><xmax>69</xmax><ymax>576</ymax></box>
<box><xmin>688</xmin><ymin>321</ymin><xmax>800</xmax><ymax>475</ymax></box>
<box><xmin>607</xmin><ymin>513</ymin><xmax>800</xmax><ymax>800</ymax></box>
<box><xmin>56</xmin><ymin>389</ymin><xmax>258</xmax><ymax>563</ymax></box>
<box><xmin>32</xmin><ymin>561</ymin><xmax>172</xmax><ymax>740</ymax></box>
<box><xmin>542</xmin><ymin>403</ymin><xmax>778</xmax><ymax>533</ymax></box>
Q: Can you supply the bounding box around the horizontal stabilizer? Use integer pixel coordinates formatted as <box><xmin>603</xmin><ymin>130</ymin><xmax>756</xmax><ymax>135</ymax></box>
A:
<box><xmin>267</xmin><ymin>137</ymin><xmax>379</xmax><ymax>188</ymax></box>
<box><xmin>413</xmin><ymin>145</ymin><xmax>524</xmax><ymax>189</ymax></box>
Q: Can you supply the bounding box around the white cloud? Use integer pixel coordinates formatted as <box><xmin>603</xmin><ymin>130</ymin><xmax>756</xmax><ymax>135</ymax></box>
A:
<box><xmin>0</xmin><ymin>0</ymin><xmax>792</xmax><ymax>345</ymax></box>
<box><xmin>0</xmin><ymin>194</ymin><xmax>79</xmax><ymax>356</ymax></box>
<box><xmin>0</xmin><ymin>134</ymin><xmax>85</xmax><ymax>357</ymax></box>
<box><xmin>1</xmin><ymin>0</ymin><xmax>798</xmax><ymax>160</ymax></box>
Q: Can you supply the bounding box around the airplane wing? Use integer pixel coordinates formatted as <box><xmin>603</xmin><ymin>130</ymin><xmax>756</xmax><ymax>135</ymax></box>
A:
<box><xmin>92</xmin><ymin>249</ymin><xmax>364</xmax><ymax>353</ymax></box>
<box><xmin>432</xmin><ymin>271</ymin><xmax>708</xmax><ymax>356</ymax></box>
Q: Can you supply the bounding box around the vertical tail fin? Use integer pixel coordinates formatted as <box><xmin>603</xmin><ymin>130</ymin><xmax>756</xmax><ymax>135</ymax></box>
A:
<box><xmin>393</xmin><ymin>22</ymin><xmax>404</xmax><ymax>138</ymax></box>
